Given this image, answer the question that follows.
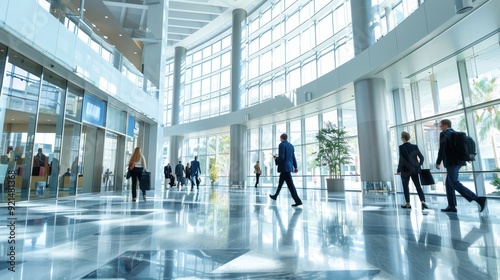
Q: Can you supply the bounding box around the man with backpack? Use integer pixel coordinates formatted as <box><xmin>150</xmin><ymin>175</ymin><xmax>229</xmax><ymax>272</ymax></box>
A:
<box><xmin>435</xmin><ymin>119</ymin><xmax>486</xmax><ymax>213</ymax></box>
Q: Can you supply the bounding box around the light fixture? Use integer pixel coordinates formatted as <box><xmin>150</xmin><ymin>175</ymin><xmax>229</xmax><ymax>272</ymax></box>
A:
<box><xmin>104</xmin><ymin>15</ymin><xmax>109</xmax><ymax>19</ymax></box>
<box><xmin>454</xmin><ymin>0</ymin><xmax>473</xmax><ymax>14</ymax></box>
<box><xmin>103</xmin><ymin>35</ymin><xmax>108</xmax><ymax>39</ymax></box>
<box><xmin>118</xmin><ymin>34</ymin><xmax>122</xmax><ymax>37</ymax></box>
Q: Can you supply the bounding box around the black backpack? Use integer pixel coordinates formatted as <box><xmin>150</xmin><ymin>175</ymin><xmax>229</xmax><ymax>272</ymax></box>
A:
<box><xmin>450</xmin><ymin>131</ymin><xmax>476</xmax><ymax>162</ymax></box>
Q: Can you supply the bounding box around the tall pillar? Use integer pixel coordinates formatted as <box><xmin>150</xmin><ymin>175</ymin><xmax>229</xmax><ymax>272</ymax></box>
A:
<box><xmin>169</xmin><ymin>136</ymin><xmax>184</xmax><ymax>168</ymax></box>
<box><xmin>230</xmin><ymin>9</ymin><xmax>246</xmax><ymax>112</ymax></box>
<box><xmin>355</xmin><ymin>79</ymin><xmax>392</xmax><ymax>191</ymax></box>
<box><xmin>142</xmin><ymin>0</ymin><xmax>168</xmax><ymax>192</ymax></box>
<box><xmin>230</xmin><ymin>124</ymin><xmax>247</xmax><ymax>187</ymax></box>
<box><xmin>384</xmin><ymin>7</ymin><xmax>393</xmax><ymax>33</ymax></box>
<box><xmin>229</xmin><ymin>9</ymin><xmax>248</xmax><ymax>187</ymax></box>
<box><xmin>169</xmin><ymin>47</ymin><xmax>186</xmax><ymax>164</ymax></box>
<box><xmin>350</xmin><ymin>0</ymin><xmax>378</xmax><ymax>56</ymax></box>
<box><xmin>351</xmin><ymin>0</ymin><xmax>392</xmax><ymax>192</ymax></box>
<box><xmin>172</xmin><ymin>46</ymin><xmax>186</xmax><ymax>126</ymax></box>
<box><xmin>392</xmin><ymin>88</ymin><xmax>406</xmax><ymax>126</ymax></box>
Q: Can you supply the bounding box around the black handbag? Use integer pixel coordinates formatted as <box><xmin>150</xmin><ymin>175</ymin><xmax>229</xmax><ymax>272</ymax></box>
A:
<box><xmin>420</xmin><ymin>169</ymin><xmax>435</xmax><ymax>185</ymax></box>
<box><xmin>126</xmin><ymin>168</ymin><xmax>131</xmax><ymax>179</ymax></box>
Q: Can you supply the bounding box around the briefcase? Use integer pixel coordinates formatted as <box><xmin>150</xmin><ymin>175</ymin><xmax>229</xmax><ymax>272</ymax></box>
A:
<box><xmin>420</xmin><ymin>169</ymin><xmax>435</xmax><ymax>185</ymax></box>
<box><xmin>140</xmin><ymin>171</ymin><xmax>151</xmax><ymax>190</ymax></box>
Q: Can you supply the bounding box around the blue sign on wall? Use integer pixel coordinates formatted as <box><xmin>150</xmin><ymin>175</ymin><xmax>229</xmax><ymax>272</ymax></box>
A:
<box><xmin>127</xmin><ymin>115</ymin><xmax>135</xmax><ymax>137</ymax></box>
<box><xmin>82</xmin><ymin>94</ymin><xmax>106</xmax><ymax>126</ymax></box>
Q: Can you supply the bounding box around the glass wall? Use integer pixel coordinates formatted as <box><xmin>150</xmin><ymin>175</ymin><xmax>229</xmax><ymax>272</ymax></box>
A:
<box><xmin>181</xmin><ymin>37</ymin><xmax>232</xmax><ymax>124</ymax></box>
<box><xmin>0</xmin><ymin>43</ymin><xmax>143</xmax><ymax>202</ymax></box>
<box><xmin>0</xmin><ymin>49</ymin><xmax>43</xmax><ymax>202</ymax></box>
<box><xmin>160</xmin><ymin>0</ymin><xmax>442</xmax><ymax>192</ymax></box>
<box><xmin>181</xmin><ymin>133</ymin><xmax>231</xmax><ymax>186</ymax></box>
<box><xmin>164</xmin><ymin>0</ymin><xmax>425</xmax><ymax>127</ymax></box>
<box><xmin>392</xmin><ymin>39</ymin><xmax>500</xmax><ymax>197</ymax></box>
<box><xmin>246</xmin><ymin>107</ymin><xmax>359</xmax><ymax>190</ymax></box>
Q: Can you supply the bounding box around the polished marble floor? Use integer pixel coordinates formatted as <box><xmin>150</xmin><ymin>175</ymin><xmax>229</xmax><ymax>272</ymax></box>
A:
<box><xmin>0</xmin><ymin>185</ymin><xmax>499</xmax><ymax>280</ymax></box>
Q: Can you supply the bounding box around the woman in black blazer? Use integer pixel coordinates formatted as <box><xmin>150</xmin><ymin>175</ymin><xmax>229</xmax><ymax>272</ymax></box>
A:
<box><xmin>397</xmin><ymin>132</ymin><xmax>428</xmax><ymax>209</ymax></box>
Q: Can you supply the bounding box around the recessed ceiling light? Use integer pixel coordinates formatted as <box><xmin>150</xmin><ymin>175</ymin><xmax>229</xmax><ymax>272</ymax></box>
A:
<box><xmin>119</xmin><ymin>34</ymin><xmax>122</xmax><ymax>36</ymax></box>
<box><xmin>103</xmin><ymin>35</ymin><xmax>108</xmax><ymax>39</ymax></box>
<box><xmin>134</xmin><ymin>51</ymin><xmax>138</xmax><ymax>54</ymax></box>
<box><xmin>105</xmin><ymin>15</ymin><xmax>109</xmax><ymax>19</ymax></box>
<box><xmin>91</xmin><ymin>23</ymin><xmax>96</xmax><ymax>27</ymax></box>
<box><xmin>11</xmin><ymin>119</ymin><xmax>15</xmax><ymax>121</ymax></box>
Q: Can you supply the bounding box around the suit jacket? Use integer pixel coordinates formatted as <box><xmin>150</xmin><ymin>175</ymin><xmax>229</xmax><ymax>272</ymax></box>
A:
<box><xmin>275</xmin><ymin>140</ymin><xmax>297</xmax><ymax>173</ymax></box>
<box><xmin>164</xmin><ymin>165</ymin><xmax>172</xmax><ymax>178</ymax></box>
<box><xmin>190</xmin><ymin>160</ymin><xmax>201</xmax><ymax>175</ymax></box>
<box><xmin>397</xmin><ymin>142</ymin><xmax>424</xmax><ymax>177</ymax></box>
<box><xmin>436</xmin><ymin>128</ymin><xmax>466</xmax><ymax>167</ymax></box>
<box><xmin>175</xmin><ymin>163</ymin><xmax>184</xmax><ymax>177</ymax></box>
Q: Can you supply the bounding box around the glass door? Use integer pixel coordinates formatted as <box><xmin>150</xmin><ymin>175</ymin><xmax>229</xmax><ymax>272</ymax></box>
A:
<box><xmin>102</xmin><ymin>132</ymin><xmax>118</xmax><ymax>192</ymax></box>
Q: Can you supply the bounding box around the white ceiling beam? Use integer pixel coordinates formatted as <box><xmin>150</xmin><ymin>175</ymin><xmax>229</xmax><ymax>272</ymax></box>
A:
<box><xmin>103</xmin><ymin>1</ymin><xmax>148</xmax><ymax>10</ymax></box>
<box><xmin>169</xmin><ymin>2</ymin><xmax>226</xmax><ymax>15</ymax></box>
<box><xmin>167</xmin><ymin>34</ymin><xmax>188</xmax><ymax>41</ymax></box>
<box><xmin>132</xmin><ymin>37</ymin><xmax>162</xmax><ymax>43</ymax></box>
<box><xmin>168</xmin><ymin>19</ymin><xmax>205</xmax><ymax>29</ymax></box>
<box><xmin>168</xmin><ymin>27</ymin><xmax>199</xmax><ymax>35</ymax></box>
<box><xmin>168</xmin><ymin>11</ymin><xmax>216</xmax><ymax>22</ymax></box>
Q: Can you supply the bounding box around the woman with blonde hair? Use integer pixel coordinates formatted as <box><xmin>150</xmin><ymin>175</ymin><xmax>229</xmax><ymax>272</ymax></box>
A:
<box><xmin>254</xmin><ymin>160</ymin><xmax>262</xmax><ymax>188</ymax></box>
<box><xmin>128</xmin><ymin>147</ymin><xmax>147</xmax><ymax>202</ymax></box>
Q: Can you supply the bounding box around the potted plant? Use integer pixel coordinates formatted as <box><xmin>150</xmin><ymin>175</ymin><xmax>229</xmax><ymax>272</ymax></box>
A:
<box><xmin>209</xmin><ymin>157</ymin><xmax>219</xmax><ymax>186</ymax></box>
<box><xmin>314</xmin><ymin>121</ymin><xmax>352</xmax><ymax>192</ymax></box>
<box><xmin>490</xmin><ymin>168</ymin><xmax>500</xmax><ymax>195</ymax></box>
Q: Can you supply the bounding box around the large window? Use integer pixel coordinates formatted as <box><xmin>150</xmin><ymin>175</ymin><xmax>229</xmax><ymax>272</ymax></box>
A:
<box><xmin>393</xmin><ymin>40</ymin><xmax>500</xmax><ymax>197</ymax></box>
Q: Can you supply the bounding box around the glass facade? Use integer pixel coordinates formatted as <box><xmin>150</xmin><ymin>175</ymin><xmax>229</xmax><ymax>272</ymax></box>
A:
<box><xmin>0</xmin><ymin>45</ymin><xmax>144</xmax><ymax>202</ymax></box>
<box><xmin>164</xmin><ymin>0</ymin><xmax>500</xmax><ymax>199</ymax></box>
<box><xmin>391</xmin><ymin>41</ymin><xmax>500</xmax><ymax>197</ymax></box>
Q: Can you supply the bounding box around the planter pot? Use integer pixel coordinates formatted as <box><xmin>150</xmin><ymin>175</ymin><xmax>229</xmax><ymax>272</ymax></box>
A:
<box><xmin>210</xmin><ymin>181</ymin><xmax>218</xmax><ymax>187</ymax></box>
<box><xmin>326</xmin><ymin>178</ymin><xmax>345</xmax><ymax>192</ymax></box>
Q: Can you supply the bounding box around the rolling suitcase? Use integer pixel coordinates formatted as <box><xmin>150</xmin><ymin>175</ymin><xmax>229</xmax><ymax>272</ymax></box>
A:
<box><xmin>140</xmin><ymin>171</ymin><xmax>151</xmax><ymax>190</ymax></box>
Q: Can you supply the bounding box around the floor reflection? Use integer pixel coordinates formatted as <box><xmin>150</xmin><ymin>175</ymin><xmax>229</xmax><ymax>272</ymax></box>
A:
<box><xmin>0</xmin><ymin>188</ymin><xmax>498</xmax><ymax>279</ymax></box>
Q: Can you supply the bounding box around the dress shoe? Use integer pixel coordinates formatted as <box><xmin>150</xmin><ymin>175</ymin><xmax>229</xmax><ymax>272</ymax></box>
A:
<box><xmin>475</xmin><ymin>196</ymin><xmax>486</xmax><ymax>212</ymax></box>
<box><xmin>291</xmin><ymin>202</ymin><xmax>303</xmax><ymax>207</ymax></box>
<box><xmin>269</xmin><ymin>194</ymin><xmax>277</xmax><ymax>201</ymax></box>
<box><xmin>132</xmin><ymin>198</ymin><xmax>137</xmax><ymax>202</ymax></box>
<box><xmin>401</xmin><ymin>205</ymin><xmax>411</xmax><ymax>209</ymax></box>
<box><xmin>441</xmin><ymin>207</ymin><xmax>457</xmax><ymax>213</ymax></box>
<box><xmin>421</xmin><ymin>202</ymin><xmax>429</xmax><ymax>209</ymax></box>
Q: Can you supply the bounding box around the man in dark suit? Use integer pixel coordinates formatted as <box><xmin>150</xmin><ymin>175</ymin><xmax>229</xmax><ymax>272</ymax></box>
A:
<box><xmin>190</xmin><ymin>156</ymin><xmax>201</xmax><ymax>191</ymax></box>
<box><xmin>397</xmin><ymin>131</ymin><xmax>428</xmax><ymax>209</ymax></box>
<box><xmin>164</xmin><ymin>163</ymin><xmax>172</xmax><ymax>187</ymax></box>
<box><xmin>435</xmin><ymin>119</ymin><xmax>486</xmax><ymax>212</ymax></box>
<box><xmin>269</xmin><ymin>133</ymin><xmax>303</xmax><ymax>207</ymax></box>
<box><xmin>175</xmin><ymin>161</ymin><xmax>185</xmax><ymax>188</ymax></box>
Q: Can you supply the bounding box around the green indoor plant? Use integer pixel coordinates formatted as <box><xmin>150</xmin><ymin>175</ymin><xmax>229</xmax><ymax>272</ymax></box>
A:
<box><xmin>209</xmin><ymin>157</ymin><xmax>219</xmax><ymax>186</ymax></box>
<box><xmin>314</xmin><ymin>121</ymin><xmax>352</xmax><ymax>191</ymax></box>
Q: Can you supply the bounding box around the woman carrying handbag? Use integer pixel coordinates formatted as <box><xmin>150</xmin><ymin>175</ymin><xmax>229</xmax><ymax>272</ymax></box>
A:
<box><xmin>128</xmin><ymin>147</ymin><xmax>148</xmax><ymax>202</ymax></box>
